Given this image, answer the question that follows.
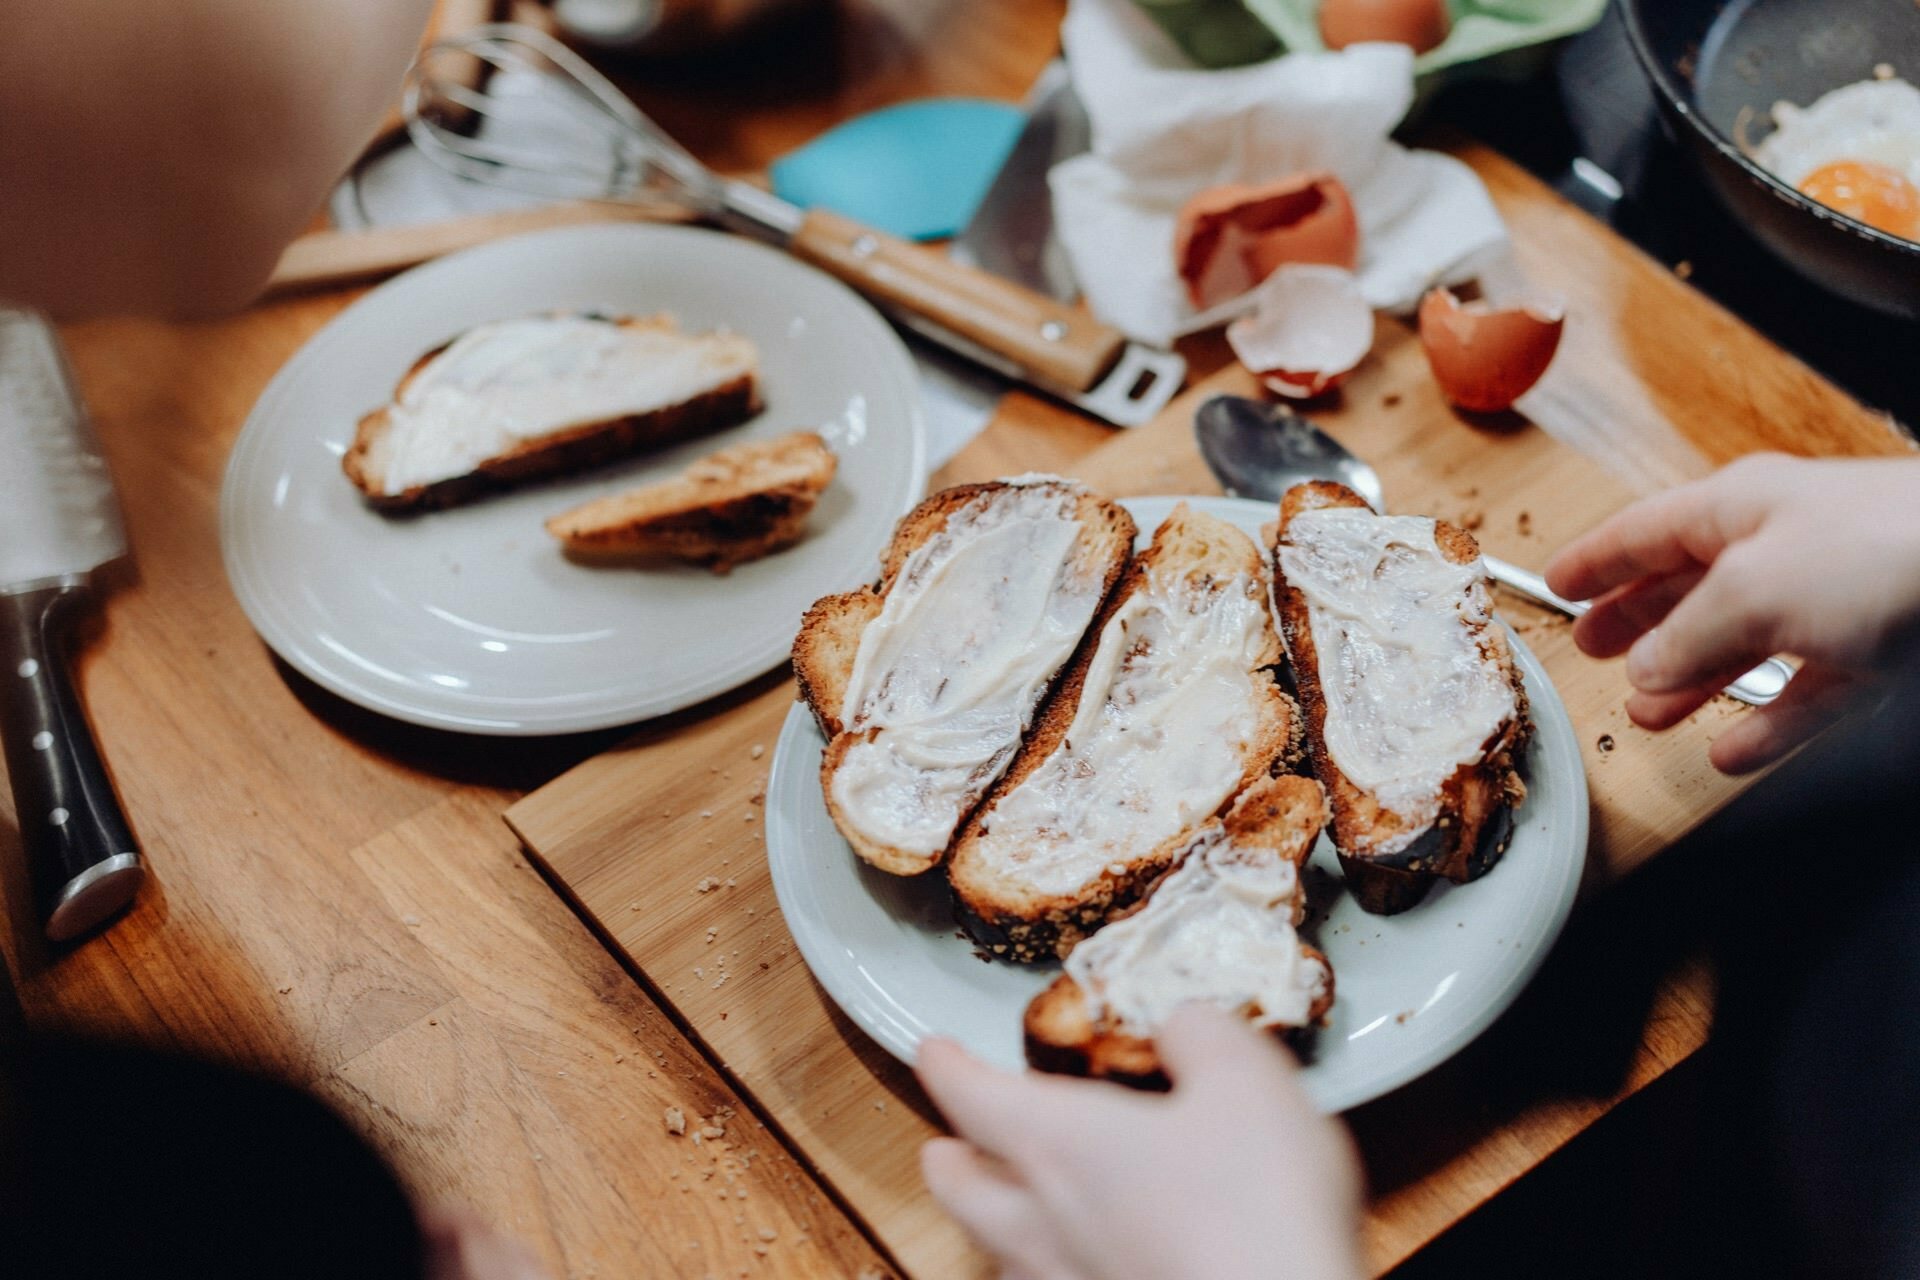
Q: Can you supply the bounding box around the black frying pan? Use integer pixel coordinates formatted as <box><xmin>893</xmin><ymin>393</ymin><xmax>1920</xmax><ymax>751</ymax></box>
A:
<box><xmin>1621</xmin><ymin>0</ymin><xmax>1920</xmax><ymax>319</ymax></box>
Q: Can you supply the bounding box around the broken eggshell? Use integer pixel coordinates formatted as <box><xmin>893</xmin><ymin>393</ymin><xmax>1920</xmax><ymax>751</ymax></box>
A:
<box><xmin>1226</xmin><ymin>265</ymin><xmax>1375</xmax><ymax>399</ymax></box>
<box><xmin>1417</xmin><ymin>287</ymin><xmax>1565</xmax><ymax>412</ymax></box>
<box><xmin>1318</xmin><ymin>0</ymin><xmax>1452</xmax><ymax>55</ymax></box>
<box><xmin>1174</xmin><ymin>173</ymin><xmax>1361</xmax><ymax>310</ymax></box>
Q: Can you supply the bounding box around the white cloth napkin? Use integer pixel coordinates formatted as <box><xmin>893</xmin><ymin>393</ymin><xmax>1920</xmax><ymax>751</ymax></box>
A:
<box><xmin>1050</xmin><ymin>0</ymin><xmax>1510</xmax><ymax>346</ymax></box>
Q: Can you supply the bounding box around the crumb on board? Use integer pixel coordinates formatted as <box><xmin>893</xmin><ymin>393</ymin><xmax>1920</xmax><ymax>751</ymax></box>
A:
<box><xmin>1459</xmin><ymin>508</ymin><xmax>1484</xmax><ymax>531</ymax></box>
<box><xmin>1517</xmin><ymin>510</ymin><xmax>1533</xmax><ymax>536</ymax></box>
<box><xmin>1673</xmin><ymin>259</ymin><xmax>1694</xmax><ymax>280</ymax></box>
<box><xmin>1598</xmin><ymin>734</ymin><xmax>1616</xmax><ymax>753</ymax></box>
<box><xmin>664</xmin><ymin>1106</ymin><xmax>686</xmax><ymax>1135</ymax></box>
<box><xmin>750</xmin><ymin>744</ymin><xmax>766</xmax><ymax>759</ymax></box>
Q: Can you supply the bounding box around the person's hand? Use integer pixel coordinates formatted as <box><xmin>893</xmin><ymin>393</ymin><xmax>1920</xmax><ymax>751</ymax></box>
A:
<box><xmin>419</xmin><ymin>1207</ymin><xmax>551</xmax><ymax>1280</ymax></box>
<box><xmin>914</xmin><ymin>1005</ymin><xmax>1365</xmax><ymax>1280</ymax></box>
<box><xmin>1544</xmin><ymin>454</ymin><xmax>1920</xmax><ymax>774</ymax></box>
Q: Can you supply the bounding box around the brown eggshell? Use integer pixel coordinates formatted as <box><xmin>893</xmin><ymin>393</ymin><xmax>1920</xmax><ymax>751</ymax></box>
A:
<box><xmin>1417</xmin><ymin>287</ymin><xmax>1565</xmax><ymax>413</ymax></box>
<box><xmin>1319</xmin><ymin>0</ymin><xmax>1451</xmax><ymax>54</ymax></box>
<box><xmin>1173</xmin><ymin>173</ymin><xmax>1361</xmax><ymax>310</ymax></box>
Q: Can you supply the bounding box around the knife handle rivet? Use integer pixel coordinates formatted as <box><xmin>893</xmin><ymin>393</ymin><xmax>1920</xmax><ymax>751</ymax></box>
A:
<box><xmin>31</xmin><ymin>730</ymin><xmax>52</xmax><ymax>751</ymax></box>
<box><xmin>49</xmin><ymin>807</ymin><xmax>68</xmax><ymax>828</ymax></box>
<box><xmin>1039</xmin><ymin>320</ymin><xmax>1066</xmax><ymax>342</ymax></box>
<box><xmin>16</xmin><ymin>658</ymin><xmax>38</xmax><ymax>678</ymax></box>
<box><xmin>851</xmin><ymin>234</ymin><xmax>878</xmax><ymax>259</ymax></box>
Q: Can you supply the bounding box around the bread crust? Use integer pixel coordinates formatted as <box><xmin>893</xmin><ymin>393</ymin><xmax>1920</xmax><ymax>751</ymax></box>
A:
<box><xmin>342</xmin><ymin>314</ymin><xmax>760</xmax><ymax>513</ymax></box>
<box><xmin>793</xmin><ymin>481</ymin><xmax>1137</xmax><ymax>877</ymax></box>
<box><xmin>544</xmin><ymin>430</ymin><xmax>835</xmax><ymax>573</ymax></box>
<box><xmin>1268</xmin><ymin>481</ymin><xmax>1529</xmax><ymax>915</ymax></box>
<box><xmin>1021</xmin><ymin>774</ymin><xmax>1335</xmax><ymax>1089</ymax></box>
<box><xmin>947</xmin><ymin>504</ymin><xmax>1303</xmax><ymax>961</ymax></box>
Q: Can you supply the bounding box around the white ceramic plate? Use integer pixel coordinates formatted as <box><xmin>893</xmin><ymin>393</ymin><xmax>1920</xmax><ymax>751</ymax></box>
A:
<box><xmin>767</xmin><ymin>495</ymin><xmax>1588</xmax><ymax>1112</ymax></box>
<box><xmin>221</xmin><ymin>223</ymin><xmax>926</xmax><ymax>735</ymax></box>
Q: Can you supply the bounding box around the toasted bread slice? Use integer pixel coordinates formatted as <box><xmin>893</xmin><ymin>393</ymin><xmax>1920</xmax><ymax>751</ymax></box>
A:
<box><xmin>1024</xmin><ymin>774</ymin><xmax>1334</xmax><ymax>1088</ymax></box>
<box><xmin>947</xmin><ymin>504</ymin><xmax>1303</xmax><ymax>962</ymax></box>
<box><xmin>544</xmin><ymin>430</ymin><xmax>835</xmax><ymax>573</ymax></box>
<box><xmin>343</xmin><ymin>313</ymin><xmax>759</xmax><ymax>512</ymax></box>
<box><xmin>795</xmin><ymin>479</ymin><xmax>1136</xmax><ymax>877</ymax></box>
<box><xmin>1269</xmin><ymin>481</ymin><xmax>1529</xmax><ymax>915</ymax></box>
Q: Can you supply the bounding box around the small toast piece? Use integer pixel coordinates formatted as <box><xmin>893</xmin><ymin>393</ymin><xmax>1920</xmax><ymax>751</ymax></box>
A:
<box><xmin>1024</xmin><ymin>774</ymin><xmax>1334</xmax><ymax>1089</ymax></box>
<box><xmin>343</xmin><ymin>313</ymin><xmax>759</xmax><ymax>512</ymax></box>
<box><xmin>544</xmin><ymin>430</ymin><xmax>835</xmax><ymax>573</ymax></box>
<box><xmin>947</xmin><ymin>504</ymin><xmax>1303</xmax><ymax>962</ymax></box>
<box><xmin>795</xmin><ymin>479</ymin><xmax>1136</xmax><ymax>877</ymax></box>
<box><xmin>1269</xmin><ymin>481</ymin><xmax>1529</xmax><ymax>915</ymax></box>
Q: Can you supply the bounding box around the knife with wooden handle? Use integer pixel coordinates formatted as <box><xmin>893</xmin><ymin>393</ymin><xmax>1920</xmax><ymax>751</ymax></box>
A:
<box><xmin>0</xmin><ymin>311</ymin><xmax>144</xmax><ymax>942</ymax></box>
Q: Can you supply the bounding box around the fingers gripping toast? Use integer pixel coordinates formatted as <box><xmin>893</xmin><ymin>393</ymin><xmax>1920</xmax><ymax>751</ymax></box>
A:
<box><xmin>1268</xmin><ymin>481</ymin><xmax>1529</xmax><ymax>915</ymax></box>
<box><xmin>1023</xmin><ymin>774</ymin><xmax>1334</xmax><ymax>1088</ymax></box>
<box><xmin>947</xmin><ymin>504</ymin><xmax>1303</xmax><ymax>962</ymax></box>
<box><xmin>793</xmin><ymin>480</ymin><xmax>1137</xmax><ymax>877</ymax></box>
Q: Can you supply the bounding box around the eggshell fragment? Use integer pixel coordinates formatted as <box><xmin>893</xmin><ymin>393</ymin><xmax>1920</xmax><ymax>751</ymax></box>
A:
<box><xmin>1417</xmin><ymin>287</ymin><xmax>1565</xmax><ymax>413</ymax></box>
<box><xmin>1226</xmin><ymin>265</ymin><xmax>1375</xmax><ymax>399</ymax></box>
<box><xmin>1319</xmin><ymin>0</ymin><xmax>1451</xmax><ymax>55</ymax></box>
<box><xmin>1174</xmin><ymin>173</ymin><xmax>1360</xmax><ymax>310</ymax></box>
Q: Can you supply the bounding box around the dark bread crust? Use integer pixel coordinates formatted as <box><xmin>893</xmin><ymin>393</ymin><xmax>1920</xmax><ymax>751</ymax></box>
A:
<box><xmin>342</xmin><ymin>315</ymin><xmax>759</xmax><ymax>513</ymax></box>
<box><xmin>948</xmin><ymin>505</ymin><xmax>1304</xmax><ymax>962</ymax></box>
<box><xmin>792</xmin><ymin>481</ymin><xmax>1137</xmax><ymax>876</ymax></box>
<box><xmin>1022</xmin><ymin>774</ymin><xmax>1335</xmax><ymax>1088</ymax></box>
<box><xmin>1269</xmin><ymin>481</ymin><xmax>1530</xmax><ymax>915</ymax></box>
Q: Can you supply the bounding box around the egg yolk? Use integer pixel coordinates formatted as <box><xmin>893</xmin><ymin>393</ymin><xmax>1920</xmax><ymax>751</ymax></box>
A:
<box><xmin>1797</xmin><ymin>160</ymin><xmax>1920</xmax><ymax>240</ymax></box>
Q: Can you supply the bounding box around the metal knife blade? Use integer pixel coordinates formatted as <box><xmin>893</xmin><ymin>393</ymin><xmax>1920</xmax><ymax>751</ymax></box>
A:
<box><xmin>0</xmin><ymin>311</ymin><xmax>127</xmax><ymax>589</ymax></box>
<box><xmin>951</xmin><ymin>60</ymin><xmax>1089</xmax><ymax>303</ymax></box>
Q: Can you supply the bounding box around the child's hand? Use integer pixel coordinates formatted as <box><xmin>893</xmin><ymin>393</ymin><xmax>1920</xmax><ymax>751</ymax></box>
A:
<box><xmin>915</xmin><ymin>1004</ymin><xmax>1364</xmax><ymax>1280</ymax></box>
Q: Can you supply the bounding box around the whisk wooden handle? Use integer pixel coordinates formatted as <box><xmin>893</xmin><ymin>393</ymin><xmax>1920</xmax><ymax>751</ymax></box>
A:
<box><xmin>790</xmin><ymin>208</ymin><xmax>1126</xmax><ymax>394</ymax></box>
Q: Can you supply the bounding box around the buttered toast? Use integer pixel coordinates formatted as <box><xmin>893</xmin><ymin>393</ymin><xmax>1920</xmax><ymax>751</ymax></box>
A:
<box><xmin>793</xmin><ymin>479</ymin><xmax>1136</xmax><ymax>877</ymax></box>
<box><xmin>545</xmin><ymin>430</ymin><xmax>835</xmax><ymax>572</ymax></box>
<box><xmin>947</xmin><ymin>504</ymin><xmax>1303</xmax><ymax>962</ymax></box>
<box><xmin>1023</xmin><ymin>774</ymin><xmax>1334</xmax><ymax>1089</ymax></box>
<box><xmin>1268</xmin><ymin>481</ymin><xmax>1529</xmax><ymax>915</ymax></box>
<box><xmin>344</xmin><ymin>313</ymin><xmax>759</xmax><ymax>512</ymax></box>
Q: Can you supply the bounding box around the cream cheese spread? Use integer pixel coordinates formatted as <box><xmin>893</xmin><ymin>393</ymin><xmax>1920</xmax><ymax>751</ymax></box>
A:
<box><xmin>830</xmin><ymin>486</ymin><xmax>1102</xmax><ymax>858</ymax></box>
<box><xmin>967</xmin><ymin>568</ymin><xmax>1272</xmax><ymax>897</ymax></box>
<box><xmin>374</xmin><ymin>315</ymin><xmax>754</xmax><ymax>495</ymax></box>
<box><xmin>1276</xmin><ymin>509</ymin><xmax>1515</xmax><ymax>845</ymax></box>
<box><xmin>1065</xmin><ymin>825</ymin><xmax>1327</xmax><ymax>1034</ymax></box>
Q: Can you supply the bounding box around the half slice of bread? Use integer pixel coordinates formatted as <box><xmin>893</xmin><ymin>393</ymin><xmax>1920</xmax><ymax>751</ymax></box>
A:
<box><xmin>1024</xmin><ymin>774</ymin><xmax>1334</xmax><ymax>1089</ymax></box>
<box><xmin>795</xmin><ymin>479</ymin><xmax>1136</xmax><ymax>877</ymax></box>
<box><xmin>343</xmin><ymin>313</ymin><xmax>759</xmax><ymax>512</ymax></box>
<box><xmin>544</xmin><ymin>430</ymin><xmax>835</xmax><ymax>573</ymax></box>
<box><xmin>947</xmin><ymin>504</ymin><xmax>1302</xmax><ymax>962</ymax></box>
<box><xmin>1268</xmin><ymin>481</ymin><xmax>1529</xmax><ymax>915</ymax></box>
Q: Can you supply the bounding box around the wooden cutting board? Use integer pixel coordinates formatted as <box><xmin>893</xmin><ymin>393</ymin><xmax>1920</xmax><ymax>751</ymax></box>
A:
<box><xmin>505</xmin><ymin>140</ymin><xmax>1910</xmax><ymax>1279</ymax></box>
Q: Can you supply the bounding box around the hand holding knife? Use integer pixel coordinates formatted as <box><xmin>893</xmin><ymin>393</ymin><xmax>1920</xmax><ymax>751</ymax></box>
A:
<box><xmin>0</xmin><ymin>310</ymin><xmax>144</xmax><ymax>942</ymax></box>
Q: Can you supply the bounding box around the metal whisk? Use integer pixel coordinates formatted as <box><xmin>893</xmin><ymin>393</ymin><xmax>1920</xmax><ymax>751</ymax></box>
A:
<box><xmin>401</xmin><ymin>24</ymin><xmax>1185</xmax><ymax>427</ymax></box>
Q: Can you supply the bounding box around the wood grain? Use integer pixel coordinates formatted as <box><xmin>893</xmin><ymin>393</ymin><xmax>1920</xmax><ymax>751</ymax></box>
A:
<box><xmin>790</xmin><ymin>208</ymin><xmax>1127</xmax><ymax>393</ymax></box>
<box><xmin>0</xmin><ymin>2</ymin><xmax>1072</xmax><ymax>1277</ymax></box>
<box><xmin>506</xmin><ymin>139</ymin><xmax>1909</xmax><ymax>1279</ymax></box>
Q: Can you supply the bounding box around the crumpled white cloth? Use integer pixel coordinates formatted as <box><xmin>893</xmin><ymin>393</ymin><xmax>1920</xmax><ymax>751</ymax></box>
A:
<box><xmin>1050</xmin><ymin>0</ymin><xmax>1510</xmax><ymax>346</ymax></box>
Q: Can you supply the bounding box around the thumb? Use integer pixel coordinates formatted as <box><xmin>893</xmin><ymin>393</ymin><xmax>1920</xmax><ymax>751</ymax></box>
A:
<box><xmin>1156</xmin><ymin>1003</ymin><xmax>1301</xmax><ymax>1095</ymax></box>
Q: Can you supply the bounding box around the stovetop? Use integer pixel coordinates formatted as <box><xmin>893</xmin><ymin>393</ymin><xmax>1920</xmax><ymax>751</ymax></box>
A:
<box><xmin>1429</xmin><ymin>2</ymin><xmax>1918</xmax><ymax>433</ymax></box>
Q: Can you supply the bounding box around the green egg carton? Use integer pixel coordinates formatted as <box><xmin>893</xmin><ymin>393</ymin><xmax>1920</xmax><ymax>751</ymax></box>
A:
<box><xmin>1132</xmin><ymin>0</ymin><xmax>1605</xmax><ymax>82</ymax></box>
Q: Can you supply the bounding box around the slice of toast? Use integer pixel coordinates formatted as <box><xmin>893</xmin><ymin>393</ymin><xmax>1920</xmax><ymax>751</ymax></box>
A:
<box><xmin>946</xmin><ymin>504</ymin><xmax>1303</xmax><ymax>962</ymax></box>
<box><xmin>795</xmin><ymin>479</ymin><xmax>1136</xmax><ymax>877</ymax></box>
<box><xmin>544</xmin><ymin>430</ymin><xmax>836</xmax><ymax>573</ymax></box>
<box><xmin>1269</xmin><ymin>481</ymin><xmax>1529</xmax><ymax>915</ymax></box>
<box><xmin>343</xmin><ymin>313</ymin><xmax>759</xmax><ymax>512</ymax></box>
<box><xmin>1023</xmin><ymin>774</ymin><xmax>1334</xmax><ymax>1089</ymax></box>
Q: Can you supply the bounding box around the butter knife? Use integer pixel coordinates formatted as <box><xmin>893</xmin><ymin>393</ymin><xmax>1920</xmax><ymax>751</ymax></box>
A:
<box><xmin>0</xmin><ymin>311</ymin><xmax>144</xmax><ymax>941</ymax></box>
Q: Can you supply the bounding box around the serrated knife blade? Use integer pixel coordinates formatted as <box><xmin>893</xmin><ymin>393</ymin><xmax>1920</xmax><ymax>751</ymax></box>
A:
<box><xmin>0</xmin><ymin>311</ymin><xmax>127</xmax><ymax>588</ymax></box>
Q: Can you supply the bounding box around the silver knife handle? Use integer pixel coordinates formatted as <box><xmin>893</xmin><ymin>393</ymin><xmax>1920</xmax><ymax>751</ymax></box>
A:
<box><xmin>0</xmin><ymin>580</ymin><xmax>144</xmax><ymax>941</ymax></box>
<box><xmin>1482</xmin><ymin>555</ymin><xmax>1794</xmax><ymax>708</ymax></box>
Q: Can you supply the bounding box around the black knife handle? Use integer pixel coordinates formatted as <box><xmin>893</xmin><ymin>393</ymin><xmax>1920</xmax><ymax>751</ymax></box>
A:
<box><xmin>0</xmin><ymin>580</ymin><xmax>143</xmax><ymax>941</ymax></box>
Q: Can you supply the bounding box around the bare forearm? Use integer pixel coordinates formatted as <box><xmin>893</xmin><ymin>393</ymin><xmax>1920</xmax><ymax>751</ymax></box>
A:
<box><xmin>0</xmin><ymin>0</ymin><xmax>435</xmax><ymax>318</ymax></box>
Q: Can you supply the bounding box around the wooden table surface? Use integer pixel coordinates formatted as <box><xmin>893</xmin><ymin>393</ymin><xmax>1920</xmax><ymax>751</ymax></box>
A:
<box><xmin>0</xmin><ymin>3</ymin><xmax>1910</xmax><ymax>1279</ymax></box>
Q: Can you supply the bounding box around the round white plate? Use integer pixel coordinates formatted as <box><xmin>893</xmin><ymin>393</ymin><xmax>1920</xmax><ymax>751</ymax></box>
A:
<box><xmin>221</xmin><ymin>223</ymin><xmax>926</xmax><ymax>735</ymax></box>
<box><xmin>767</xmin><ymin>495</ymin><xmax>1589</xmax><ymax>1112</ymax></box>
